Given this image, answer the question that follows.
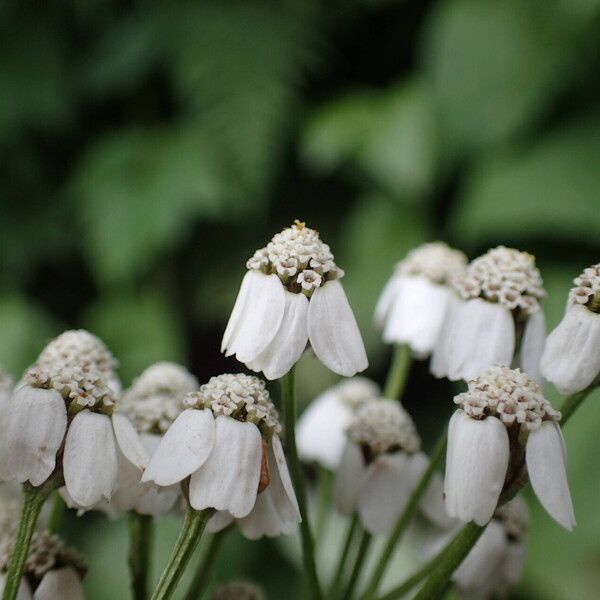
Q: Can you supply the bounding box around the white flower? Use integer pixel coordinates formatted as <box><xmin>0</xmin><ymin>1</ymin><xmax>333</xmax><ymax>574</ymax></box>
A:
<box><xmin>0</xmin><ymin>357</ymin><xmax>145</xmax><ymax>510</ymax></box>
<box><xmin>0</xmin><ymin>367</ymin><xmax>14</xmax><ymax>408</ymax></box>
<box><xmin>375</xmin><ymin>242</ymin><xmax>467</xmax><ymax>357</ymax></box>
<box><xmin>222</xmin><ymin>221</ymin><xmax>368</xmax><ymax>379</ymax></box>
<box><xmin>445</xmin><ymin>367</ymin><xmax>574</xmax><ymax>529</ymax></box>
<box><xmin>333</xmin><ymin>399</ymin><xmax>451</xmax><ymax>533</ymax></box>
<box><xmin>540</xmin><ymin>263</ymin><xmax>600</xmax><ymax>394</ymax></box>
<box><xmin>431</xmin><ymin>247</ymin><xmax>546</xmax><ymax>382</ymax></box>
<box><xmin>143</xmin><ymin>374</ymin><xmax>301</xmax><ymax>538</ymax></box>
<box><xmin>296</xmin><ymin>377</ymin><xmax>380</xmax><ymax>470</ymax></box>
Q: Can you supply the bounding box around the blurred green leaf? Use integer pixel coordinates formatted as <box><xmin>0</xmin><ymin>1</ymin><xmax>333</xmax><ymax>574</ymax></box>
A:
<box><xmin>84</xmin><ymin>290</ymin><xmax>185</xmax><ymax>385</ymax></box>
<box><xmin>73</xmin><ymin>126</ymin><xmax>233</xmax><ymax>284</ymax></box>
<box><xmin>0</xmin><ymin>295</ymin><xmax>59</xmax><ymax>375</ymax></box>
<box><xmin>422</xmin><ymin>0</ymin><xmax>583</xmax><ymax>157</ymax></box>
<box><xmin>450</xmin><ymin>118</ymin><xmax>600</xmax><ymax>246</ymax></box>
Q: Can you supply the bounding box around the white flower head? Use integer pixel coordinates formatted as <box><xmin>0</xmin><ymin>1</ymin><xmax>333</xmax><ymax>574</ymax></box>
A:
<box><xmin>222</xmin><ymin>221</ymin><xmax>367</xmax><ymax>379</ymax></box>
<box><xmin>296</xmin><ymin>377</ymin><xmax>380</xmax><ymax>470</ymax></box>
<box><xmin>432</xmin><ymin>247</ymin><xmax>547</xmax><ymax>382</ymax></box>
<box><xmin>144</xmin><ymin>373</ymin><xmax>300</xmax><ymax>538</ymax></box>
<box><xmin>375</xmin><ymin>242</ymin><xmax>467</xmax><ymax>357</ymax></box>
<box><xmin>541</xmin><ymin>263</ymin><xmax>600</xmax><ymax>394</ymax></box>
<box><xmin>445</xmin><ymin>366</ymin><xmax>574</xmax><ymax>529</ymax></box>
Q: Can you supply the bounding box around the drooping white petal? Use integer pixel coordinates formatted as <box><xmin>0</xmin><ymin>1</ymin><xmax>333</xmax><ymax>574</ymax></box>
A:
<box><xmin>296</xmin><ymin>391</ymin><xmax>354</xmax><ymax>470</ymax></box>
<box><xmin>189</xmin><ymin>416</ymin><xmax>262</xmax><ymax>518</ymax></box>
<box><xmin>64</xmin><ymin>411</ymin><xmax>118</xmax><ymax>507</ymax></box>
<box><xmin>453</xmin><ymin>520</ymin><xmax>507</xmax><ymax>598</ymax></box>
<box><xmin>221</xmin><ymin>269</ymin><xmax>254</xmax><ymax>353</ymax></box>
<box><xmin>0</xmin><ymin>573</ymin><xmax>32</xmax><ymax>600</ymax></box>
<box><xmin>358</xmin><ymin>452</ymin><xmax>413</xmax><ymax>534</ymax></box>
<box><xmin>520</xmin><ymin>310</ymin><xmax>546</xmax><ymax>384</ymax></box>
<box><xmin>269</xmin><ymin>435</ymin><xmax>301</xmax><ymax>521</ymax></box>
<box><xmin>430</xmin><ymin>294</ymin><xmax>462</xmax><ymax>379</ymax></box>
<box><xmin>444</xmin><ymin>411</ymin><xmax>509</xmax><ymax>526</ymax></box>
<box><xmin>333</xmin><ymin>442</ymin><xmax>369</xmax><ymax>516</ymax></box>
<box><xmin>409</xmin><ymin>451</ymin><xmax>455</xmax><ymax>529</ymax></box>
<box><xmin>501</xmin><ymin>541</ymin><xmax>526</xmax><ymax>587</ymax></box>
<box><xmin>223</xmin><ymin>271</ymin><xmax>286</xmax><ymax>364</ymax></box>
<box><xmin>374</xmin><ymin>274</ymin><xmax>402</xmax><ymax>329</ymax></box>
<box><xmin>383</xmin><ymin>276</ymin><xmax>452</xmax><ymax>358</ymax></box>
<box><xmin>112</xmin><ymin>413</ymin><xmax>149</xmax><ymax>469</ymax></box>
<box><xmin>33</xmin><ymin>568</ymin><xmax>84</xmax><ymax>600</ymax></box>
<box><xmin>247</xmin><ymin>291</ymin><xmax>309</xmax><ymax>380</ymax></box>
<box><xmin>142</xmin><ymin>409</ymin><xmax>215</xmax><ymax>486</ymax></box>
<box><xmin>0</xmin><ymin>387</ymin><xmax>66</xmax><ymax>486</ymax></box>
<box><xmin>526</xmin><ymin>421</ymin><xmax>575</xmax><ymax>530</ymax></box>
<box><xmin>433</xmin><ymin>298</ymin><xmax>514</xmax><ymax>382</ymax></box>
<box><xmin>308</xmin><ymin>280</ymin><xmax>368</xmax><ymax>376</ymax></box>
<box><xmin>540</xmin><ymin>304</ymin><xmax>600</xmax><ymax>394</ymax></box>
<box><xmin>206</xmin><ymin>510</ymin><xmax>235</xmax><ymax>534</ymax></box>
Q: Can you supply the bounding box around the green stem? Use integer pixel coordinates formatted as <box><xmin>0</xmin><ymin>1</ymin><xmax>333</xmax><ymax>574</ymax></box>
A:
<box><xmin>184</xmin><ymin>527</ymin><xmax>230</xmax><ymax>600</ymax></box>
<box><xmin>2</xmin><ymin>482</ymin><xmax>52</xmax><ymax>600</ymax></box>
<box><xmin>150</xmin><ymin>508</ymin><xmax>211</xmax><ymax>600</ymax></box>
<box><xmin>46</xmin><ymin>492</ymin><xmax>65</xmax><ymax>534</ymax></box>
<box><xmin>383</xmin><ymin>344</ymin><xmax>412</xmax><ymax>400</ymax></box>
<box><xmin>280</xmin><ymin>367</ymin><xmax>323</xmax><ymax>600</ymax></box>
<box><xmin>328</xmin><ymin>514</ymin><xmax>359</xmax><ymax>600</ymax></box>
<box><xmin>343</xmin><ymin>530</ymin><xmax>372</xmax><ymax>600</ymax></box>
<box><xmin>315</xmin><ymin>465</ymin><xmax>333</xmax><ymax>546</ymax></box>
<box><xmin>128</xmin><ymin>512</ymin><xmax>154</xmax><ymax>600</ymax></box>
<box><xmin>363</xmin><ymin>429</ymin><xmax>447</xmax><ymax>599</ymax></box>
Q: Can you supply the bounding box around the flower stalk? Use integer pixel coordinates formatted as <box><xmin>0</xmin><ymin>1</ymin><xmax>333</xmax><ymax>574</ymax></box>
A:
<box><xmin>343</xmin><ymin>529</ymin><xmax>372</xmax><ymax>599</ymax></box>
<box><xmin>383</xmin><ymin>344</ymin><xmax>411</xmax><ymax>400</ymax></box>
<box><xmin>280</xmin><ymin>367</ymin><xmax>323</xmax><ymax>600</ymax></box>
<box><xmin>128</xmin><ymin>512</ymin><xmax>154</xmax><ymax>600</ymax></box>
<box><xmin>328</xmin><ymin>514</ymin><xmax>359</xmax><ymax>600</ymax></box>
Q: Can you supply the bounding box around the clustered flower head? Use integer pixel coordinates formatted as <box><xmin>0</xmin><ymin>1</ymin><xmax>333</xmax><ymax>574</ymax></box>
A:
<box><xmin>541</xmin><ymin>263</ymin><xmax>600</xmax><ymax>394</ymax></box>
<box><xmin>432</xmin><ymin>246</ymin><xmax>547</xmax><ymax>382</ymax></box>
<box><xmin>334</xmin><ymin>398</ymin><xmax>451</xmax><ymax>533</ymax></box>
<box><xmin>375</xmin><ymin>242</ymin><xmax>467</xmax><ymax>357</ymax></box>
<box><xmin>223</xmin><ymin>221</ymin><xmax>367</xmax><ymax>379</ymax></box>
<box><xmin>144</xmin><ymin>373</ymin><xmax>300</xmax><ymax>539</ymax></box>
<box><xmin>296</xmin><ymin>377</ymin><xmax>380</xmax><ymax>470</ymax></box>
<box><xmin>445</xmin><ymin>366</ymin><xmax>574</xmax><ymax>529</ymax></box>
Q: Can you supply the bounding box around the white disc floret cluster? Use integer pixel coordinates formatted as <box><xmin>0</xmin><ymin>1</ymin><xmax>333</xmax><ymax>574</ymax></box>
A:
<box><xmin>454</xmin><ymin>366</ymin><xmax>560</xmax><ymax>431</ymax></box>
<box><xmin>245</xmin><ymin>220</ymin><xmax>343</xmax><ymax>297</ymax></box>
<box><xmin>568</xmin><ymin>263</ymin><xmax>600</xmax><ymax>312</ymax></box>
<box><xmin>397</xmin><ymin>241</ymin><xmax>467</xmax><ymax>285</ymax></box>
<box><xmin>120</xmin><ymin>362</ymin><xmax>199</xmax><ymax>434</ymax></box>
<box><xmin>453</xmin><ymin>246</ymin><xmax>545</xmax><ymax>317</ymax></box>
<box><xmin>348</xmin><ymin>399</ymin><xmax>420</xmax><ymax>456</ymax></box>
<box><xmin>183</xmin><ymin>373</ymin><xmax>281</xmax><ymax>438</ymax></box>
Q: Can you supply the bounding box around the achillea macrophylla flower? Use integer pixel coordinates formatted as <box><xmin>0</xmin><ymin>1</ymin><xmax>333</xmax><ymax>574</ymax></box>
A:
<box><xmin>0</xmin><ymin>362</ymin><xmax>146</xmax><ymax>509</ymax></box>
<box><xmin>333</xmin><ymin>399</ymin><xmax>451</xmax><ymax>533</ymax></box>
<box><xmin>0</xmin><ymin>367</ymin><xmax>14</xmax><ymax>407</ymax></box>
<box><xmin>445</xmin><ymin>366</ymin><xmax>574</xmax><ymax>529</ymax></box>
<box><xmin>541</xmin><ymin>263</ymin><xmax>600</xmax><ymax>394</ymax></box>
<box><xmin>210</xmin><ymin>581</ymin><xmax>265</xmax><ymax>600</ymax></box>
<box><xmin>296</xmin><ymin>377</ymin><xmax>380</xmax><ymax>470</ymax></box>
<box><xmin>222</xmin><ymin>221</ymin><xmax>368</xmax><ymax>379</ymax></box>
<box><xmin>431</xmin><ymin>246</ymin><xmax>546</xmax><ymax>382</ymax></box>
<box><xmin>375</xmin><ymin>242</ymin><xmax>467</xmax><ymax>357</ymax></box>
<box><xmin>0</xmin><ymin>501</ymin><xmax>86</xmax><ymax>600</ymax></box>
<box><xmin>143</xmin><ymin>374</ymin><xmax>301</xmax><ymax>537</ymax></box>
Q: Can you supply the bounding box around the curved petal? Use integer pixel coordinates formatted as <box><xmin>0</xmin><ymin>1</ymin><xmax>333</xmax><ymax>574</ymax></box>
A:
<box><xmin>430</xmin><ymin>294</ymin><xmax>462</xmax><ymax>379</ymax></box>
<box><xmin>540</xmin><ymin>304</ymin><xmax>600</xmax><ymax>394</ymax></box>
<box><xmin>112</xmin><ymin>413</ymin><xmax>149</xmax><ymax>469</ymax></box>
<box><xmin>224</xmin><ymin>271</ymin><xmax>286</xmax><ymax>364</ymax></box>
<box><xmin>63</xmin><ymin>411</ymin><xmax>118</xmax><ymax>507</ymax></box>
<box><xmin>142</xmin><ymin>409</ymin><xmax>215</xmax><ymax>486</ymax></box>
<box><xmin>526</xmin><ymin>421</ymin><xmax>575</xmax><ymax>530</ymax></box>
<box><xmin>358</xmin><ymin>452</ymin><xmax>412</xmax><ymax>534</ymax></box>
<box><xmin>269</xmin><ymin>435</ymin><xmax>300</xmax><ymax>520</ymax></box>
<box><xmin>444</xmin><ymin>411</ymin><xmax>509</xmax><ymax>526</ymax></box>
<box><xmin>206</xmin><ymin>510</ymin><xmax>235</xmax><ymax>533</ymax></box>
<box><xmin>308</xmin><ymin>280</ymin><xmax>368</xmax><ymax>376</ymax></box>
<box><xmin>502</xmin><ymin>541</ymin><xmax>526</xmax><ymax>587</ymax></box>
<box><xmin>189</xmin><ymin>416</ymin><xmax>262</xmax><ymax>518</ymax></box>
<box><xmin>247</xmin><ymin>291</ymin><xmax>309</xmax><ymax>380</ymax></box>
<box><xmin>296</xmin><ymin>391</ymin><xmax>353</xmax><ymax>470</ymax></box>
<box><xmin>333</xmin><ymin>442</ymin><xmax>369</xmax><ymax>515</ymax></box>
<box><xmin>0</xmin><ymin>387</ymin><xmax>66</xmax><ymax>486</ymax></box>
<box><xmin>33</xmin><ymin>568</ymin><xmax>84</xmax><ymax>600</ymax></box>
<box><xmin>222</xmin><ymin>269</ymin><xmax>254</xmax><ymax>353</ymax></box>
<box><xmin>0</xmin><ymin>573</ymin><xmax>32</xmax><ymax>600</ymax></box>
<box><xmin>383</xmin><ymin>277</ymin><xmax>451</xmax><ymax>358</ymax></box>
<box><xmin>374</xmin><ymin>274</ymin><xmax>402</xmax><ymax>329</ymax></box>
<box><xmin>520</xmin><ymin>310</ymin><xmax>546</xmax><ymax>384</ymax></box>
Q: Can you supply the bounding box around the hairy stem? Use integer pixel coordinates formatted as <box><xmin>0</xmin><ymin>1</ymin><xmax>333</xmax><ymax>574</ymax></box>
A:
<box><xmin>383</xmin><ymin>344</ymin><xmax>412</xmax><ymax>400</ymax></box>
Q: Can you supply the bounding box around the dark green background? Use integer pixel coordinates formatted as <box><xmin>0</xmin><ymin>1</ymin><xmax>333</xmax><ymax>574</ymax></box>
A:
<box><xmin>1</xmin><ymin>0</ymin><xmax>599</xmax><ymax>597</ymax></box>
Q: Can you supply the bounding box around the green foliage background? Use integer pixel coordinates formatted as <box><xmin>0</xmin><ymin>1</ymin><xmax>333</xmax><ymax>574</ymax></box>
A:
<box><xmin>1</xmin><ymin>0</ymin><xmax>599</xmax><ymax>598</ymax></box>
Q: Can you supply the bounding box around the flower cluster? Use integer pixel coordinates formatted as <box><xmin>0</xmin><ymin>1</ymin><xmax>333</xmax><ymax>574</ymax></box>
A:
<box><xmin>568</xmin><ymin>263</ymin><xmax>600</xmax><ymax>310</ymax></box>
<box><xmin>453</xmin><ymin>246</ymin><xmax>545</xmax><ymax>317</ymax></box>
<box><xmin>397</xmin><ymin>242</ymin><xmax>467</xmax><ymax>284</ymax></box>
<box><xmin>246</xmin><ymin>220</ymin><xmax>343</xmax><ymax>296</ymax></box>
<box><xmin>183</xmin><ymin>373</ymin><xmax>281</xmax><ymax>438</ymax></box>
